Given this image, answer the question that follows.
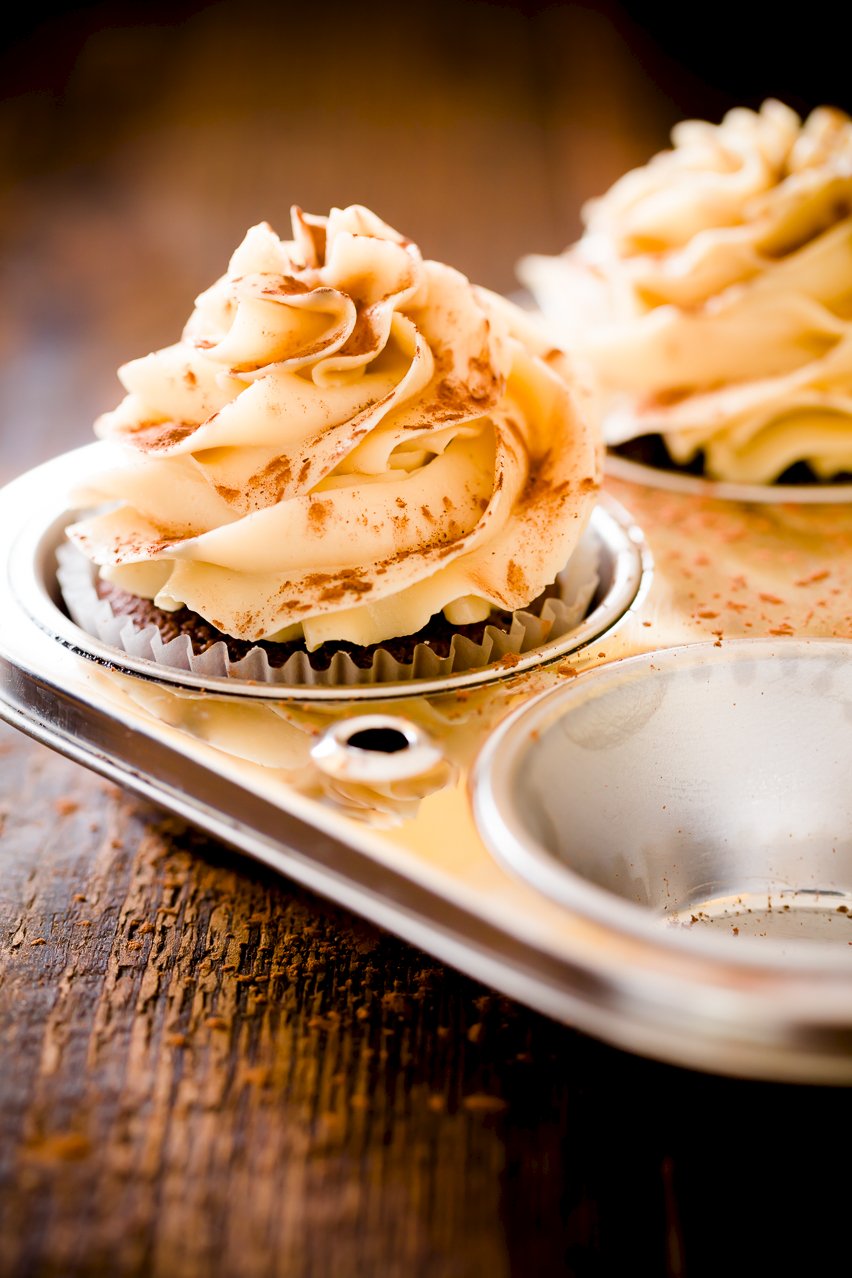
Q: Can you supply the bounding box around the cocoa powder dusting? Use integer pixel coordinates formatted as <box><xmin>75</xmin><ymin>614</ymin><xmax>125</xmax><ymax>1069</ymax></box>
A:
<box><xmin>258</xmin><ymin>273</ymin><xmax>312</xmax><ymax>297</ymax></box>
<box><xmin>795</xmin><ymin>569</ymin><xmax>831</xmax><ymax>587</ymax></box>
<box><xmin>214</xmin><ymin>484</ymin><xmax>241</xmax><ymax>502</ymax></box>
<box><xmin>119</xmin><ymin>419</ymin><xmax>200</xmax><ymax>453</ymax></box>
<box><xmin>340</xmin><ymin>309</ymin><xmax>379</xmax><ymax>357</ymax></box>
<box><xmin>301</xmin><ymin>569</ymin><xmax>374</xmax><ymax>605</ymax></box>
<box><xmin>109</xmin><ymin>534</ymin><xmax>173</xmax><ymax>561</ymax></box>
<box><xmin>254</xmin><ymin>456</ymin><xmax>293</xmax><ymax>502</ymax></box>
<box><xmin>430</xmin><ymin>378</ymin><xmax>484</xmax><ymax>424</ymax></box>
<box><xmin>307</xmin><ymin>499</ymin><xmax>332</xmax><ymax>530</ymax></box>
<box><xmin>506</xmin><ymin>560</ymin><xmax>528</xmax><ymax>596</ymax></box>
<box><xmin>466</xmin><ymin>352</ymin><xmax>501</xmax><ymax>403</ymax></box>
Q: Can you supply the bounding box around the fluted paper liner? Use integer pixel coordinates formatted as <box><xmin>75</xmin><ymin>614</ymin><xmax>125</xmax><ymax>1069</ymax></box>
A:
<box><xmin>56</xmin><ymin>534</ymin><xmax>600</xmax><ymax>687</ymax></box>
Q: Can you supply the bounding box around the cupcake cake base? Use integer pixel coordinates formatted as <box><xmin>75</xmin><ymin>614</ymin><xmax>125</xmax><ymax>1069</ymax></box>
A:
<box><xmin>55</xmin><ymin>530</ymin><xmax>606</xmax><ymax>690</ymax></box>
<box><xmin>610</xmin><ymin>435</ymin><xmax>852</xmax><ymax>488</ymax></box>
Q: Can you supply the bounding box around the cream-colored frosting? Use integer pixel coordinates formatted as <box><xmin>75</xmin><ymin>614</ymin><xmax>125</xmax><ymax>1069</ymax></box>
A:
<box><xmin>69</xmin><ymin>205</ymin><xmax>598</xmax><ymax>648</ymax></box>
<box><xmin>519</xmin><ymin>101</ymin><xmax>852</xmax><ymax>483</ymax></box>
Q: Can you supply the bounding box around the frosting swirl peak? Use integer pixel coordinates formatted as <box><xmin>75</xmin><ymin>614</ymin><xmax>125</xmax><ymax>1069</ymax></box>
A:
<box><xmin>70</xmin><ymin>205</ymin><xmax>598</xmax><ymax>647</ymax></box>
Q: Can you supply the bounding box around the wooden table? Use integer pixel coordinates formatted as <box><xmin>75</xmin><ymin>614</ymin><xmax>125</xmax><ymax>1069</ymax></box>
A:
<box><xmin>1</xmin><ymin>6</ymin><xmax>850</xmax><ymax>1275</ymax></box>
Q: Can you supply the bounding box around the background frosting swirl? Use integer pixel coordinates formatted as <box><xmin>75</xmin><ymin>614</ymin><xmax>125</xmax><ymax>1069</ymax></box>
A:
<box><xmin>520</xmin><ymin>101</ymin><xmax>852</xmax><ymax>483</ymax></box>
<box><xmin>69</xmin><ymin>205</ymin><xmax>598</xmax><ymax>647</ymax></box>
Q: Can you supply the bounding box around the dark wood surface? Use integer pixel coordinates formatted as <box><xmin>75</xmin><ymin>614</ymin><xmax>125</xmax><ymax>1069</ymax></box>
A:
<box><xmin>1</xmin><ymin>6</ymin><xmax>851</xmax><ymax>1276</ymax></box>
<box><xmin>2</xmin><ymin>720</ymin><xmax>849</xmax><ymax>1278</ymax></box>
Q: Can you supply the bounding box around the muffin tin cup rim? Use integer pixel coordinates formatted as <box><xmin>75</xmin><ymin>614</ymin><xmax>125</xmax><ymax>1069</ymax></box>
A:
<box><xmin>474</xmin><ymin>636</ymin><xmax>852</xmax><ymax>980</ymax></box>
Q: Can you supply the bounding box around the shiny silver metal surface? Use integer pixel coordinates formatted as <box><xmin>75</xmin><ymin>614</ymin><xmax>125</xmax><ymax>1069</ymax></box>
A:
<box><xmin>474</xmin><ymin>639</ymin><xmax>852</xmax><ymax>968</ymax></box>
<box><xmin>10</xmin><ymin>446</ymin><xmax>648</xmax><ymax>701</ymax></box>
<box><xmin>310</xmin><ymin>715</ymin><xmax>443</xmax><ymax>782</ymax></box>
<box><xmin>4</xmin><ymin>449</ymin><xmax>852</xmax><ymax>1083</ymax></box>
<box><xmin>606</xmin><ymin>451</ymin><xmax>852</xmax><ymax>505</ymax></box>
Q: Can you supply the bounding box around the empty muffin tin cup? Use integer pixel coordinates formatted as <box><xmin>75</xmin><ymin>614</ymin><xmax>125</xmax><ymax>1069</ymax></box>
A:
<box><xmin>474</xmin><ymin>638</ymin><xmax>852</xmax><ymax>1081</ymax></box>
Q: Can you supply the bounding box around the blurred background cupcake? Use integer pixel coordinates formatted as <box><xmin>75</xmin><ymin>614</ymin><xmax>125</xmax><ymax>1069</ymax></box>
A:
<box><xmin>519</xmin><ymin>99</ymin><xmax>852</xmax><ymax>485</ymax></box>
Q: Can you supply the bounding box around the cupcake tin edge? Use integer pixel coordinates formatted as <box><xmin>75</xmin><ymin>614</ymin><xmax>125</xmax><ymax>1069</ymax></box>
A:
<box><xmin>3</xmin><ymin>447</ymin><xmax>852</xmax><ymax>1084</ymax></box>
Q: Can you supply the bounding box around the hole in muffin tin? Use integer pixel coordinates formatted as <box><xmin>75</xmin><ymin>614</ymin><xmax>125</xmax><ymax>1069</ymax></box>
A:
<box><xmin>12</xmin><ymin>491</ymin><xmax>649</xmax><ymax>701</ymax></box>
<box><xmin>346</xmin><ymin>726</ymin><xmax>411</xmax><ymax>754</ymax></box>
<box><xmin>311</xmin><ymin>715</ymin><xmax>440</xmax><ymax>782</ymax></box>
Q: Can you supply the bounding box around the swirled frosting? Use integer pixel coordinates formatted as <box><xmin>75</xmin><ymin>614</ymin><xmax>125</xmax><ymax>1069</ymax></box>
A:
<box><xmin>68</xmin><ymin>205</ymin><xmax>598</xmax><ymax>649</ymax></box>
<box><xmin>519</xmin><ymin>101</ymin><xmax>852</xmax><ymax>483</ymax></box>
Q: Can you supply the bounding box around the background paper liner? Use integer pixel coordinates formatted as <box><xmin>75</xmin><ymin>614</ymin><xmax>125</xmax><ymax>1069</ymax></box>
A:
<box><xmin>56</xmin><ymin>536</ymin><xmax>600</xmax><ymax>687</ymax></box>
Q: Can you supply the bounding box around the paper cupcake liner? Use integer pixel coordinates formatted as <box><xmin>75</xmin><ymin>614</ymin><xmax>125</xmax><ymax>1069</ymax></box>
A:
<box><xmin>610</xmin><ymin>431</ymin><xmax>852</xmax><ymax>487</ymax></box>
<box><xmin>55</xmin><ymin>537</ymin><xmax>600</xmax><ymax>688</ymax></box>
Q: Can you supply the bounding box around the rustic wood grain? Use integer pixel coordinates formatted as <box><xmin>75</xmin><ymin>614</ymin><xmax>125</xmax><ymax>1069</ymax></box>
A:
<box><xmin>1</xmin><ymin>720</ymin><xmax>849</xmax><ymax>1278</ymax></box>
<box><xmin>0</xmin><ymin>722</ymin><xmax>665</xmax><ymax>1278</ymax></box>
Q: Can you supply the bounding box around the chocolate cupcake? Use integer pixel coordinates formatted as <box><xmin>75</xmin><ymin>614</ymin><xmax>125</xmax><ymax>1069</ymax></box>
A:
<box><xmin>519</xmin><ymin>101</ymin><xmax>852</xmax><ymax>486</ymax></box>
<box><xmin>63</xmin><ymin>204</ymin><xmax>600</xmax><ymax>684</ymax></box>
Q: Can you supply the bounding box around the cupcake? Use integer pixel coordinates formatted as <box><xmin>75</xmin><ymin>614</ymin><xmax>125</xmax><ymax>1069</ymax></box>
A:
<box><xmin>519</xmin><ymin>100</ymin><xmax>852</xmax><ymax>485</ymax></box>
<box><xmin>64</xmin><ymin>204</ymin><xmax>600</xmax><ymax>683</ymax></box>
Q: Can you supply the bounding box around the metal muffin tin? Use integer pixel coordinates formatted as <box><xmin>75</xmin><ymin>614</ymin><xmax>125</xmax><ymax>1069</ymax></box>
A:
<box><xmin>475</xmin><ymin>640</ymin><xmax>852</xmax><ymax>957</ymax></box>
<box><xmin>3</xmin><ymin>444</ymin><xmax>852</xmax><ymax>1084</ymax></box>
